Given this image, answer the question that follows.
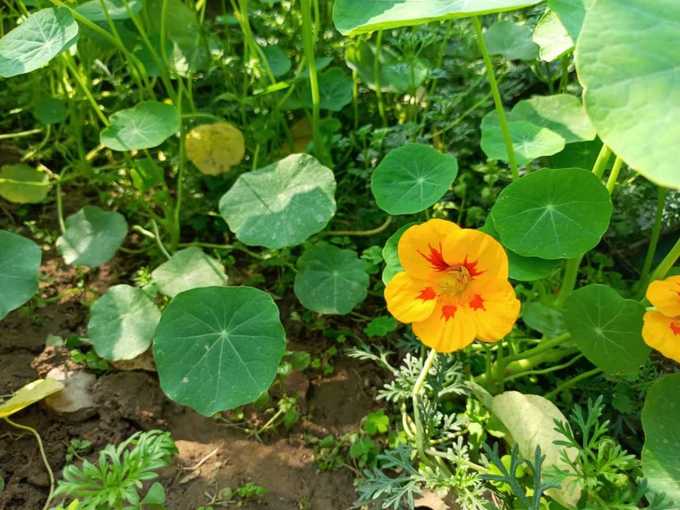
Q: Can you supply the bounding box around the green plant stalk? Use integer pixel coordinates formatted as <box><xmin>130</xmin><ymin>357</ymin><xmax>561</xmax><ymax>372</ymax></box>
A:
<box><xmin>373</xmin><ymin>30</ymin><xmax>387</xmax><ymax>127</ymax></box>
<box><xmin>300</xmin><ymin>0</ymin><xmax>327</xmax><ymax>164</ymax></box>
<box><xmin>412</xmin><ymin>348</ymin><xmax>437</xmax><ymax>462</ymax></box>
<box><xmin>323</xmin><ymin>216</ymin><xmax>392</xmax><ymax>237</ymax></box>
<box><xmin>545</xmin><ymin>367</ymin><xmax>603</xmax><ymax>400</ymax></box>
<box><xmin>4</xmin><ymin>417</ymin><xmax>54</xmax><ymax>510</ymax></box>
<box><xmin>504</xmin><ymin>354</ymin><xmax>584</xmax><ymax>383</ymax></box>
<box><xmin>477</xmin><ymin>345</ymin><xmax>577</xmax><ymax>385</ymax></box>
<box><xmin>649</xmin><ymin>235</ymin><xmax>680</xmax><ymax>283</ymax></box>
<box><xmin>472</xmin><ymin>16</ymin><xmax>518</xmax><ymax>180</ymax></box>
<box><xmin>605</xmin><ymin>156</ymin><xmax>623</xmax><ymax>193</ymax></box>
<box><xmin>170</xmin><ymin>83</ymin><xmax>186</xmax><ymax>252</ymax></box>
<box><xmin>234</xmin><ymin>0</ymin><xmax>275</xmax><ymax>83</ymax></box>
<box><xmin>555</xmin><ymin>145</ymin><xmax>614</xmax><ymax>306</ymax></box>
<box><xmin>640</xmin><ymin>187</ymin><xmax>668</xmax><ymax>286</ymax></box>
<box><xmin>62</xmin><ymin>55</ymin><xmax>110</xmax><ymax>126</ymax></box>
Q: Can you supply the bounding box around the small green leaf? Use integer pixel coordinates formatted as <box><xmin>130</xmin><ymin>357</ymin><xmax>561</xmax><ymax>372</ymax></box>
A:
<box><xmin>0</xmin><ymin>230</ymin><xmax>41</xmax><ymax>320</ymax></box>
<box><xmin>333</xmin><ymin>0</ymin><xmax>544</xmax><ymax>36</ymax></box>
<box><xmin>564</xmin><ymin>284</ymin><xmax>650</xmax><ymax>376</ymax></box>
<box><xmin>364</xmin><ymin>316</ymin><xmax>398</xmax><ymax>337</ymax></box>
<box><xmin>263</xmin><ymin>45</ymin><xmax>291</xmax><ymax>77</ymax></box>
<box><xmin>152</xmin><ymin>248</ymin><xmax>228</xmax><ymax>298</ymax></box>
<box><xmin>154</xmin><ymin>286</ymin><xmax>286</xmax><ymax>416</ymax></box>
<box><xmin>481</xmin><ymin>114</ymin><xmax>565</xmax><ymax>165</ymax></box>
<box><xmin>363</xmin><ymin>410</ymin><xmax>390</xmax><ymax>435</ymax></box>
<box><xmin>87</xmin><ymin>285</ymin><xmax>161</xmax><ymax>361</ymax></box>
<box><xmin>0</xmin><ymin>164</ymin><xmax>50</xmax><ymax>203</ymax></box>
<box><xmin>642</xmin><ymin>374</ymin><xmax>680</xmax><ymax>504</ymax></box>
<box><xmin>219</xmin><ymin>154</ymin><xmax>336</xmax><ymax>249</ymax></box>
<box><xmin>532</xmin><ymin>9</ymin><xmax>572</xmax><ymax>62</ymax></box>
<box><xmin>381</xmin><ymin>223</ymin><xmax>415</xmax><ymax>285</ymax></box>
<box><xmin>288</xmin><ymin>67</ymin><xmax>353</xmax><ymax>112</ymax></box>
<box><xmin>485</xmin><ymin>20</ymin><xmax>538</xmax><ymax>61</ymax></box>
<box><xmin>0</xmin><ymin>8</ymin><xmax>78</xmax><ymax>78</ymax></box>
<box><xmin>56</xmin><ymin>206</ymin><xmax>128</xmax><ymax>267</ymax></box>
<box><xmin>32</xmin><ymin>97</ymin><xmax>66</xmax><ymax>125</ymax></box>
<box><xmin>576</xmin><ymin>0</ymin><xmax>680</xmax><ymax>189</ymax></box>
<box><xmin>522</xmin><ymin>302</ymin><xmax>565</xmax><ymax>337</ymax></box>
<box><xmin>491</xmin><ymin>168</ymin><xmax>612</xmax><ymax>259</ymax></box>
<box><xmin>294</xmin><ymin>243</ymin><xmax>369</xmax><ymax>315</ymax></box>
<box><xmin>371</xmin><ymin>144</ymin><xmax>458</xmax><ymax>215</ymax></box>
<box><xmin>75</xmin><ymin>0</ymin><xmax>144</xmax><ymax>22</ymax></box>
<box><xmin>100</xmin><ymin>101</ymin><xmax>180</xmax><ymax>151</ymax></box>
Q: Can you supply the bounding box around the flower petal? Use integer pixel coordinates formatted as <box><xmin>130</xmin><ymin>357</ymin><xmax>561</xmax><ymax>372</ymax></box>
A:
<box><xmin>441</xmin><ymin>229</ymin><xmax>509</xmax><ymax>283</ymax></box>
<box><xmin>398</xmin><ymin>219</ymin><xmax>461</xmax><ymax>280</ymax></box>
<box><xmin>412</xmin><ymin>299</ymin><xmax>476</xmax><ymax>353</ymax></box>
<box><xmin>464</xmin><ymin>279</ymin><xmax>520</xmax><ymax>342</ymax></box>
<box><xmin>642</xmin><ymin>310</ymin><xmax>680</xmax><ymax>363</ymax></box>
<box><xmin>385</xmin><ymin>271</ymin><xmax>438</xmax><ymax>323</ymax></box>
<box><xmin>646</xmin><ymin>276</ymin><xmax>680</xmax><ymax>317</ymax></box>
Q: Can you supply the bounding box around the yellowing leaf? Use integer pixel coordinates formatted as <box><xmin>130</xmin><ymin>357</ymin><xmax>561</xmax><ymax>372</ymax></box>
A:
<box><xmin>0</xmin><ymin>378</ymin><xmax>64</xmax><ymax>418</ymax></box>
<box><xmin>186</xmin><ymin>122</ymin><xmax>245</xmax><ymax>175</ymax></box>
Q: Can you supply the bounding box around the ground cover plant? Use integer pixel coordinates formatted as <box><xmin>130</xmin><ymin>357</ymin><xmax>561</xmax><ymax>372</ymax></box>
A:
<box><xmin>0</xmin><ymin>0</ymin><xmax>679</xmax><ymax>508</ymax></box>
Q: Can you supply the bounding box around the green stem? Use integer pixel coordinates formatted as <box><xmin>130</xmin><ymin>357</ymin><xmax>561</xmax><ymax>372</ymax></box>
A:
<box><xmin>472</xmin><ymin>16</ymin><xmax>518</xmax><ymax>180</ymax></box>
<box><xmin>171</xmin><ymin>84</ymin><xmax>186</xmax><ymax>252</ymax></box>
<box><xmin>640</xmin><ymin>187</ymin><xmax>668</xmax><ymax>285</ymax></box>
<box><xmin>591</xmin><ymin>144</ymin><xmax>612</xmax><ymax>179</ymax></box>
<box><xmin>649</xmin><ymin>235</ymin><xmax>680</xmax><ymax>283</ymax></box>
<box><xmin>150</xmin><ymin>220</ymin><xmax>172</xmax><ymax>260</ymax></box>
<box><xmin>412</xmin><ymin>348</ymin><xmax>437</xmax><ymax>462</ymax></box>
<box><xmin>504</xmin><ymin>354</ymin><xmax>584</xmax><ymax>383</ymax></box>
<box><xmin>300</xmin><ymin>0</ymin><xmax>326</xmax><ymax>163</ymax></box>
<box><xmin>323</xmin><ymin>216</ymin><xmax>392</xmax><ymax>237</ymax></box>
<box><xmin>605</xmin><ymin>156</ymin><xmax>623</xmax><ymax>194</ymax></box>
<box><xmin>374</xmin><ymin>30</ymin><xmax>387</xmax><ymax>127</ymax></box>
<box><xmin>4</xmin><ymin>417</ymin><xmax>55</xmax><ymax>510</ymax></box>
<box><xmin>0</xmin><ymin>128</ymin><xmax>43</xmax><ymax>140</ymax></box>
<box><xmin>62</xmin><ymin>55</ymin><xmax>110</xmax><ymax>126</ymax></box>
<box><xmin>502</xmin><ymin>333</ymin><xmax>570</xmax><ymax>366</ymax></box>
<box><xmin>546</xmin><ymin>367</ymin><xmax>603</xmax><ymax>400</ymax></box>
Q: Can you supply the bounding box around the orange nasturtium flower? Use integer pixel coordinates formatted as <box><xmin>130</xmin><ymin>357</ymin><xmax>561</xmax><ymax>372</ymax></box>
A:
<box><xmin>642</xmin><ymin>275</ymin><xmax>680</xmax><ymax>363</ymax></box>
<box><xmin>385</xmin><ymin>219</ymin><xmax>520</xmax><ymax>353</ymax></box>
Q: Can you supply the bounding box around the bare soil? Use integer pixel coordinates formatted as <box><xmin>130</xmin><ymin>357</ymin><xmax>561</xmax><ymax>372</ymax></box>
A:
<box><xmin>0</xmin><ymin>250</ymin><xmax>379</xmax><ymax>510</ymax></box>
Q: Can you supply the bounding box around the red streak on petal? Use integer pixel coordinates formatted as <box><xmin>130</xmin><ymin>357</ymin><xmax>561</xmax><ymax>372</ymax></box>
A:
<box><xmin>461</xmin><ymin>256</ymin><xmax>484</xmax><ymax>278</ymax></box>
<box><xmin>441</xmin><ymin>304</ymin><xmax>457</xmax><ymax>321</ymax></box>
<box><xmin>469</xmin><ymin>294</ymin><xmax>485</xmax><ymax>311</ymax></box>
<box><xmin>418</xmin><ymin>287</ymin><xmax>437</xmax><ymax>301</ymax></box>
<box><xmin>418</xmin><ymin>243</ymin><xmax>450</xmax><ymax>272</ymax></box>
<box><xmin>671</xmin><ymin>321</ymin><xmax>680</xmax><ymax>336</ymax></box>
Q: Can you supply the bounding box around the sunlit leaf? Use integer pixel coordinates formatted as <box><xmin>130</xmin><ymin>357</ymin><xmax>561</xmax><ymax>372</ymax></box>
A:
<box><xmin>75</xmin><ymin>0</ymin><xmax>144</xmax><ymax>22</ymax></box>
<box><xmin>186</xmin><ymin>122</ymin><xmax>245</xmax><ymax>175</ymax></box>
<box><xmin>100</xmin><ymin>101</ymin><xmax>180</xmax><ymax>151</ymax></box>
<box><xmin>0</xmin><ymin>379</ymin><xmax>64</xmax><ymax>418</ymax></box>
<box><xmin>151</xmin><ymin>247</ymin><xmax>228</xmax><ymax>298</ymax></box>
<box><xmin>0</xmin><ymin>164</ymin><xmax>50</xmax><ymax>204</ymax></box>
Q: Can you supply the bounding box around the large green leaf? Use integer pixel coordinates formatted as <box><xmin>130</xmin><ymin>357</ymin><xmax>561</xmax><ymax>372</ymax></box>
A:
<box><xmin>219</xmin><ymin>154</ymin><xmax>336</xmax><ymax>249</ymax></box>
<box><xmin>485</xmin><ymin>20</ymin><xmax>538</xmax><ymax>61</ymax></box>
<box><xmin>153</xmin><ymin>286</ymin><xmax>286</xmax><ymax>416</ymax></box>
<box><xmin>294</xmin><ymin>243</ymin><xmax>369</xmax><ymax>315</ymax></box>
<box><xmin>511</xmin><ymin>95</ymin><xmax>596</xmax><ymax>144</ymax></box>
<box><xmin>87</xmin><ymin>285</ymin><xmax>161</xmax><ymax>361</ymax></box>
<box><xmin>491</xmin><ymin>391</ymin><xmax>581</xmax><ymax>508</ymax></box>
<box><xmin>0</xmin><ymin>230</ymin><xmax>41</xmax><ymax>320</ymax></box>
<box><xmin>576</xmin><ymin>0</ymin><xmax>680</xmax><ymax>189</ymax></box>
<box><xmin>56</xmin><ymin>206</ymin><xmax>128</xmax><ymax>267</ymax></box>
<box><xmin>548</xmin><ymin>0</ymin><xmax>592</xmax><ymax>41</ymax></box>
<box><xmin>491</xmin><ymin>168</ymin><xmax>612</xmax><ymax>259</ymax></box>
<box><xmin>100</xmin><ymin>101</ymin><xmax>180</xmax><ymax>151</ymax></box>
<box><xmin>0</xmin><ymin>8</ymin><xmax>78</xmax><ymax>78</ymax></box>
<box><xmin>0</xmin><ymin>164</ymin><xmax>51</xmax><ymax>204</ymax></box>
<box><xmin>642</xmin><ymin>374</ymin><xmax>680</xmax><ymax>504</ymax></box>
<box><xmin>151</xmin><ymin>247</ymin><xmax>228</xmax><ymax>298</ymax></box>
<box><xmin>75</xmin><ymin>0</ymin><xmax>144</xmax><ymax>22</ymax></box>
<box><xmin>345</xmin><ymin>40</ymin><xmax>430</xmax><ymax>93</ymax></box>
<box><xmin>564</xmin><ymin>284</ymin><xmax>650</xmax><ymax>376</ymax></box>
<box><xmin>371</xmin><ymin>144</ymin><xmax>458</xmax><ymax>215</ymax></box>
<box><xmin>532</xmin><ymin>9</ymin><xmax>572</xmax><ymax>62</ymax></box>
<box><xmin>382</xmin><ymin>222</ymin><xmax>415</xmax><ymax>285</ymax></box>
<box><xmin>332</xmin><ymin>0</ymin><xmax>544</xmax><ymax>36</ymax></box>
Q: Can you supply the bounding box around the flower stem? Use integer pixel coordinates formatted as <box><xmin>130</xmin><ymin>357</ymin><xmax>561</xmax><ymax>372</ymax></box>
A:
<box><xmin>545</xmin><ymin>367</ymin><xmax>602</xmax><ymax>400</ymax></box>
<box><xmin>374</xmin><ymin>30</ymin><xmax>387</xmax><ymax>127</ymax></box>
<box><xmin>412</xmin><ymin>348</ymin><xmax>437</xmax><ymax>461</ymax></box>
<box><xmin>640</xmin><ymin>187</ymin><xmax>668</xmax><ymax>286</ymax></box>
<box><xmin>649</xmin><ymin>235</ymin><xmax>680</xmax><ymax>283</ymax></box>
<box><xmin>605</xmin><ymin>156</ymin><xmax>624</xmax><ymax>193</ymax></box>
<box><xmin>472</xmin><ymin>16</ymin><xmax>518</xmax><ymax>180</ymax></box>
<box><xmin>323</xmin><ymin>216</ymin><xmax>392</xmax><ymax>237</ymax></box>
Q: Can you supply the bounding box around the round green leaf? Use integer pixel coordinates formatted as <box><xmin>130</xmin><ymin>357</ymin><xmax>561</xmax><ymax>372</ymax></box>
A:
<box><xmin>532</xmin><ymin>9</ymin><xmax>572</xmax><ymax>62</ymax></box>
<box><xmin>481</xmin><ymin>216</ymin><xmax>561</xmax><ymax>281</ymax></box>
<box><xmin>219</xmin><ymin>154</ymin><xmax>336</xmax><ymax>249</ymax></box>
<box><xmin>294</xmin><ymin>243</ymin><xmax>369</xmax><ymax>315</ymax></box>
<box><xmin>56</xmin><ymin>206</ymin><xmax>128</xmax><ymax>267</ymax></box>
<box><xmin>564</xmin><ymin>284</ymin><xmax>650</xmax><ymax>376</ymax></box>
<box><xmin>333</xmin><ymin>0</ymin><xmax>543</xmax><ymax>36</ymax></box>
<box><xmin>151</xmin><ymin>247</ymin><xmax>228</xmax><ymax>298</ymax></box>
<box><xmin>511</xmin><ymin>94</ymin><xmax>596</xmax><ymax>144</ymax></box>
<box><xmin>576</xmin><ymin>0</ymin><xmax>680</xmax><ymax>189</ymax></box>
<box><xmin>485</xmin><ymin>20</ymin><xmax>538</xmax><ymax>61</ymax></box>
<box><xmin>100</xmin><ymin>101</ymin><xmax>180</xmax><ymax>151</ymax></box>
<box><xmin>642</xmin><ymin>374</ymin><xmax>680</xmax><ymax>504</ymax></box>
<box><xmin>382</xmin><ymin>222</ymin><xmax>415</xmax><ymax>285</ymax></box>
<box><xmin>288</xmin><ymin>67</ymin><xmax>353</xmax><ymax>112</ymax></box>
<box><xmin>153</xmin><ymin>286</ymin><xmax>286</xmax><ymax>416</ymax></box>
<box><xmin>0</xmin><ymin>164</ymin><xmax>50</xmax><ymax>204</ymax></box>
<box><xmin>481</xmin><ymin>113</ymin><xmax>565</xmax><ymax>165</ymax></box>
<box><xmin>0</xmin><ymin>8</ymin><xmax>78</xmax><ymax>78</ymax></box>
<box><xmin>0</xmin><ymin>230</ymin><xmax>41</xmax><ymax>320</ymax></box>
<box><xmin>263</xmin><ymin>45</ymin><xmax>291</xmax><ymax>78</ymax></box>
<box><xmin>32</xmin><ymin>97</ymin><xmax>67</xmax><ymax>125</ymax></box>
<box><xmin>371</xmin><ymin>144</ymin><xmax>458</xmax><ymax>215</ymax></box>
<box><xmin>75</xmin><ymin>0</ymin><xmax>144</xmax><ymax>22</ymax></box>
<box><xmin>491</xmin><ymin>168</ymin><xmax>612</xmax><ymax>259</ymax></box>
<box><xmin>87</xmin><ymin>285</ymin><xmax>161</xmax><ymax>361</ymax></box>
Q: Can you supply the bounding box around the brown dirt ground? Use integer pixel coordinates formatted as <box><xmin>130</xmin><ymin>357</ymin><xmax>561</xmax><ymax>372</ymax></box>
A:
<box><xmin>0</xmin><ymin>249</ymin><xmax>380</xmax><ymax>510</ymax></box>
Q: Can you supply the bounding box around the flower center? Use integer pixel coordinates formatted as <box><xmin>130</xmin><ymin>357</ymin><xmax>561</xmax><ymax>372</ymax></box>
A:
<box><xmin>439</xmin><ymin>266</ymin><xmax>471</xmax><ymax>296</ymax></box>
